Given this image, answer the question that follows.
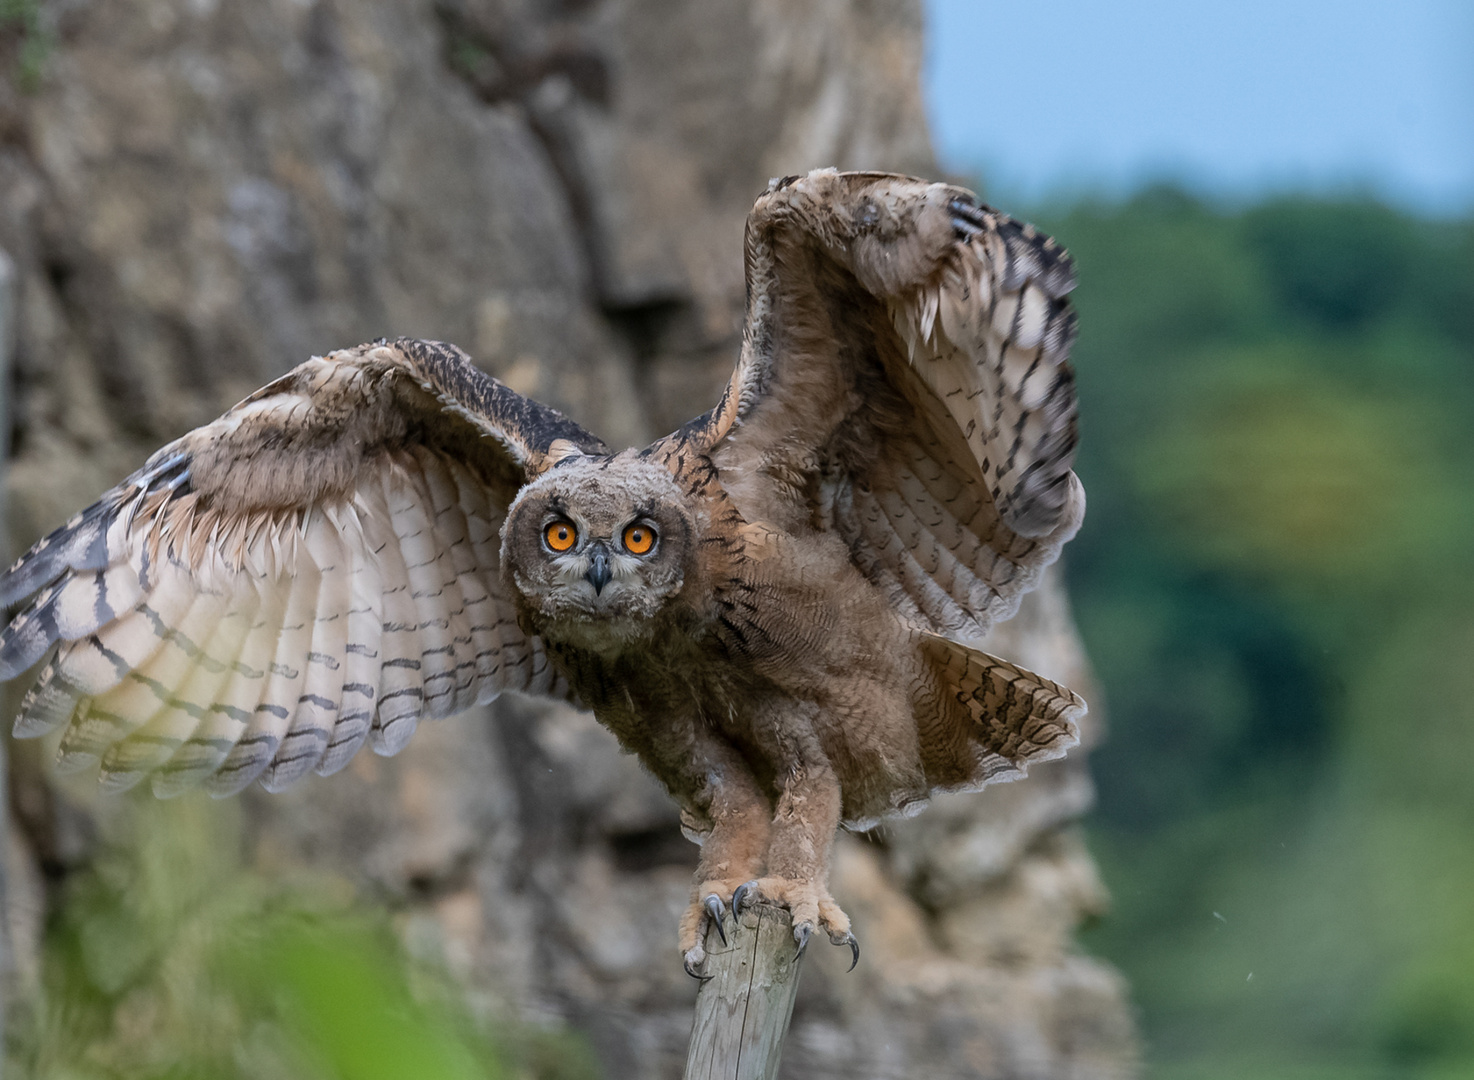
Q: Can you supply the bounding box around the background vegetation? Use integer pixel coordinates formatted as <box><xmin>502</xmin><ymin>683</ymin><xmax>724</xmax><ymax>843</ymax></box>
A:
<box><xmin>9</xmin><ymin>794</ymin><xmax>599</xmax><ymax>1080</ymax></box>
<box><xmin>1033</xmin><ymin>188</ymin><xmax>1474</xmax><ymax>1079</ymax></box>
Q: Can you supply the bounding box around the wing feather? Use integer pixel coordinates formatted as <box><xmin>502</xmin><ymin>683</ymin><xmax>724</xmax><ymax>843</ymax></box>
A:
<box><xmin>842</xmin><ymin>485</ymin><xmax>976</xmax><ymax>638</ymax></box>
<box><xmin>260</xmin><ymin>514</ymin><xmax>350</xmax><ymax>792</ymax></box>
<box><xmin>364</xmin><ymin>467</ymin><xmax>428</xmax><ymax>757</ymax></box>
<box><xmin>78</xmin><ymin>583</ymin><xmax>232</xmax><ymax>787</ymax></box>
<box><xmin>450</xmin><ymin>459</ymin><xmax>511</xmax><ymax>699</ymax></box>
<box><xmin>0</xmin><ymin>338</ymin><xmax>593</xmax><ymax>793</ymax></box>
<box><xmin>695</xmin><ymin>169</ymin><xmax>1083</xmax><ymax>642</ymax></box>
<box><xmin>317</xmin><ymin>502</ymin><xmax>384</xmax><ymax>776</ymax></box>
<box><xmin>388</xmin><ymin>460</ymin><xmax>465</xmax><ymax>723</ymax></box>
<box><xmin>155</xmin><ymin>577</ymin><xmax>280</xmax><ymax>794</ymax></box>
<box><xmin>403</xmin><ymin>447</ymin><xmax>480</xmax><ymax>716</ymax></box>
<box><xmin>137</xmin><ymin>594</ymin><xmax>262</xmax><ymax>798</ymax></box>
<box><xmin>208</xmin><ymin>550</ymin><xmax>320</xmax><ymax>795</ymax></box>
<box><xmin>0</xmin><ymin>500</ymin><xmax>114</xmax><ymax>609</ymax></box>
<box><xmin>911</xmin><ymin>631</ymin><xmax>1084</xmax><ymax>797</ymax></box>
<box><xmin>15</xmin><ymin>658</ymin><xmax>87</xmax><ymax>742</ymax></box>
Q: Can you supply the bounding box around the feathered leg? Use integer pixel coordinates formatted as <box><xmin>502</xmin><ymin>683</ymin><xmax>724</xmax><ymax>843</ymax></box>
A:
<box><xmin>730</xmin><ymin>703</ymin><xmax>858</xmax><ymax>968</ymax></box>
<box><xmin>676</xmin><ymin>735</ymin><xmax>772</xmax><ymax>977</ymax></box>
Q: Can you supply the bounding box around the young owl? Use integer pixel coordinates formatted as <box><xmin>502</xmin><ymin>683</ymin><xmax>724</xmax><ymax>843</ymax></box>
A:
<box><xmin>0</xmin><ymin>169</ymin><xmax>1085</xmax><ymax>975</ymax></box>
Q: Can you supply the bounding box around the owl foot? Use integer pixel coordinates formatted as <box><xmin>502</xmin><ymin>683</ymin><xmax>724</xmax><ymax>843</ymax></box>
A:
<box><xmin>683</xmin><ymin>949</ymin><xmax>710</xmax><ymax>981</ymax></box>
<box><xmin>732</xmin><ymin>877</ymin><xmax>861</xmax><ymax>971</ymax></box>
<box><xmin>678</xmin><ymin>881</ymin><xmax>745</xmax><ymax>978</ymax></box>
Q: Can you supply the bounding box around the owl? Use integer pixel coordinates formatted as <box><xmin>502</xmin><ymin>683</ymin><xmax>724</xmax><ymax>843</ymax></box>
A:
<box><xmin>0</xmin><ymin>169</ymin><xmax>1085</xmax><ymax>974</ymax></box>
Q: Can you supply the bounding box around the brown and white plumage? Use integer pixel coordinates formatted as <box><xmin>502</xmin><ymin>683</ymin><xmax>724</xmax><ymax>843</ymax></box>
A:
<box><xmin>1</xmin><ymin>170</ymin><xmax>1086</xmax><ymax>970</ymax></box>
<box><xmin>0</xmin><ymin>338</ymin><xmax>591</xmax><ymax>796</ymax></box>
<box><xmin>688</xmin><ymin>169</ymin><xmax>1082</xmax><ymax>642</ymax></box>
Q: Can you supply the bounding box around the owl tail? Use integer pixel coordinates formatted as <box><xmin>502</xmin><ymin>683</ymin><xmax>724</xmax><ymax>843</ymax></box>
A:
<box><xmin>914</xmin><ymin>632</ymin><xmax>1085</xmax><ymax>792</ymax></box>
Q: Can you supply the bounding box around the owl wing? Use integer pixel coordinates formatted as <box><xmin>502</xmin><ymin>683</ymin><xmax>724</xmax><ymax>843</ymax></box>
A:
<box><xmin>0</xmin><ymin>338</ymin><xmax>605</xmax><ymax>797</ymax></box>
<box><xmin>690</xmin><ymin>169</ymin><xmax>1084</xmax><ymax>643</ymax></box>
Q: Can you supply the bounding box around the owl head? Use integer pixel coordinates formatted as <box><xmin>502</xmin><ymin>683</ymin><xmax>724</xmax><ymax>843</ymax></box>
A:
<box><xmin>500</xmin><ymin>452</ymin><xmax>696</xmax><ymax>647</ymax></box>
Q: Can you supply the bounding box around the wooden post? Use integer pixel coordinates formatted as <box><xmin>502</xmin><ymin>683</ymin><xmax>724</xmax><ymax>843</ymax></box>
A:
<box><xmin>683</xmin><ymin>904</ymin><xmax>804</xmax><ymax>1080</ymax></box>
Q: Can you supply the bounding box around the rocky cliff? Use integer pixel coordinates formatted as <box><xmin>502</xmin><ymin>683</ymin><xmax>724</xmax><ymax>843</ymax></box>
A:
<box><xmin>0</xmin><ymin>1</ymin><xmax>1135</xmax><ymax>1076</ymax></box>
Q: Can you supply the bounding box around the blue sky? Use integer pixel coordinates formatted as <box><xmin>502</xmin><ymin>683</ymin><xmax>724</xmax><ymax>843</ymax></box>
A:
<box><xmin>924</xmin><ymin>0</ymin><xmax>1474</xmax><ymax>214</ymax></box>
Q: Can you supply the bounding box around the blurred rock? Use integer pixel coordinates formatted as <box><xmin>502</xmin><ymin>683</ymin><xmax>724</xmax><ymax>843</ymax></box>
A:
<box><xmin>0</xmin><ymin>1</ymin><xmax>1136</xmax><ymax>1076</ymax></box>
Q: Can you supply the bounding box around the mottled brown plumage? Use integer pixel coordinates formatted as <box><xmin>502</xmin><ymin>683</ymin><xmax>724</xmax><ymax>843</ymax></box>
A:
<box><xmin>0</xmin><ymin>170</ymin><xmax>1086</xmax><ymax>970</ymax></box>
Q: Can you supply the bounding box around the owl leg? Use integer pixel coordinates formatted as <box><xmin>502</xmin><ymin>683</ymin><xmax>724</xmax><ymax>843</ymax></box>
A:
<box><xmin>731</xmin><ymin>748</ymin><xmax>859</xmax><ymax>969</ymax></box>
<box><xmin>678</xmin><ymin>739</ymin><xmax>773</xmax><ymax>976</ymax></box>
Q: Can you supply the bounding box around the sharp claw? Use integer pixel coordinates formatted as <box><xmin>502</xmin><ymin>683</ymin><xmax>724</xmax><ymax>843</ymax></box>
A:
<box><xmin>703</xmin><ymin>894</ymin><xmax>728</xmax><ymax>946</ymax></box>
<box><xmin>842</xmin><ymin>933</ymin><xmax>860</xmax><ymax>972</ymax></box>
<box><xmin>684</xmin><ymin>954</ymin><xmax>711</xmax><ymax>981</ymax></box>
<box><xmin>732</xmin><ymin>881</ymin><xmax>756</xmax><ymax>918</ymax></box>
<box><xmin>794</xmin><ymin>924</ymin><xmax>812</xmax><ymax>956</ymax></box>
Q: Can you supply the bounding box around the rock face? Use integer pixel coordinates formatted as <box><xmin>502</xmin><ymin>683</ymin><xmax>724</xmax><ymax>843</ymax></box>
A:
<box><xmin>0</xmin><ymin>1</ymin><xmax>1136</xmax><ymax>1076</ymax></box>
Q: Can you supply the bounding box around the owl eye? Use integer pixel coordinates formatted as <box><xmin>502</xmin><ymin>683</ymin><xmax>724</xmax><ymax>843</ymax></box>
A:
<box><xmin>622</xmin><ymin>523</ymin><xmax>656</xmax><ymax>555</ymax></box>
<box><xmin>544</xmin><ymin>520</ymin><xmax>578</xmax><ymax>552</ymax></box>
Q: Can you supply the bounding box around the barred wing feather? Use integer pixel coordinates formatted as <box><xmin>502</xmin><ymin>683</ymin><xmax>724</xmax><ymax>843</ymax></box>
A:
<box><xmin>702</xmin><ymin>169</ymin><xmax>1085</xmax><ymax>644</ymax></box>
<box><xmin>0</xmin><ymin>339</ymin><xmax>595</xmax><ymax>795</ymax></box>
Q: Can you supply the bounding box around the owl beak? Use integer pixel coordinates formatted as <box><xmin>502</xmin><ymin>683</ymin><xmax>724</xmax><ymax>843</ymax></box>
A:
<box><xmin>584</xmin><ymin>543</ymin><xmax>613</xmax><ymax>595</ymax></box>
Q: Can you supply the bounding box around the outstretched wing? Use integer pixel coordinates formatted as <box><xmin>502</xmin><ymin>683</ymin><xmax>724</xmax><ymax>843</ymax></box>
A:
<box><xmin>0</xmin><ymin>338</ymin><xmax>606</xmax><ymax>797</ymax></box>
<box><xmin>685</xmin><ymin>168</ymin><xmax>1083</xmax><ymax>644</ymax></box>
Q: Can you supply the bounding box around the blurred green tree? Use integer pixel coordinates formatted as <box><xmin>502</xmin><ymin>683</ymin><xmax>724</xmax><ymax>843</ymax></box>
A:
<box><xmin>1030</xmin><ymin>188</ymin><xmax>1474</xmax><ymax>1079</ymax></box>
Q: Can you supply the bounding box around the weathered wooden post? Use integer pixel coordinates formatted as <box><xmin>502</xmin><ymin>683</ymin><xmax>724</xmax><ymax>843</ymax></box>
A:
<box><xmin>683</xmin><ymin>904</ymin><xmax>805</xmax><ymax>1080</ymax></box>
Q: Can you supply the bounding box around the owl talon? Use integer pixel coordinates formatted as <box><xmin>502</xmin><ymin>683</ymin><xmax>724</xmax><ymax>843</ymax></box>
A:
<box><xmin>683</xmin><ymin>948</ymin><xmax>711</xmax><ymax>981</ymax></box>
<box><xmin>703</xmin><ymin>894</ymin><xmax>728</xmax><ymax>946</ymax></box>
<box><xmin>794</xmin><ymin>923</ymin><xmax>812</xmax><ymax>955</ymax></box>
<box><xmin>837</xmin><ymin>931</ymin><xmax>860</xmax><ymax>971</ymax></box>
<box><xmin>732</xmin><ymin>880</ymin><xmax>757</xmax><ymax>917</ymax></box>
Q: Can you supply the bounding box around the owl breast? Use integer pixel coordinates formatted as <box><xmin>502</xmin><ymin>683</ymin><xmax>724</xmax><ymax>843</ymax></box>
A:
<box><xmin>530</xmin><ymin>524</ymin><xmax>932</xmax><ymax>831</ymax></box>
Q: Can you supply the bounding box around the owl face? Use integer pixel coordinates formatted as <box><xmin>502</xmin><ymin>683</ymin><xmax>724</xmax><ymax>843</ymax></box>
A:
<box><xmin>501</xmin><ymin>455</ymin><xmax>695</xmax><ymax>644</ymax></box>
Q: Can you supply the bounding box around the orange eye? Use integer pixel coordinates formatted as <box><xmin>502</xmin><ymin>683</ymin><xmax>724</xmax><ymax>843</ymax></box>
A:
<box><xmin>544</xmin><ymin>521</ymin><xmax>577</xmax><ymax>552</ymax></box>
<box><xmin>622</xmin><ymin>523</ymin><xmax>656</xmax><ymax>555</ymax></box>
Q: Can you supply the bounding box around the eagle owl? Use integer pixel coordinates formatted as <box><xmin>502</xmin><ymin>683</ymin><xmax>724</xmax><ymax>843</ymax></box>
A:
<box><xmin>0</xmin><ymin>170</ymin><xmax>1085</xmax><ymax>974</ymax></box>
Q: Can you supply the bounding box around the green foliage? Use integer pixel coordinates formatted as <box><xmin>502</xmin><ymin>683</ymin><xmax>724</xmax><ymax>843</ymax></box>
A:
<box><xmin>8</xmin><ymin>795</ymin><xmax>598</xmax><ymax>1080</ymax></box>
<box><xmin>1022</xmin><ymin>187</ymin><xmax>1474</xmax><ymax>1077</ymax></box>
